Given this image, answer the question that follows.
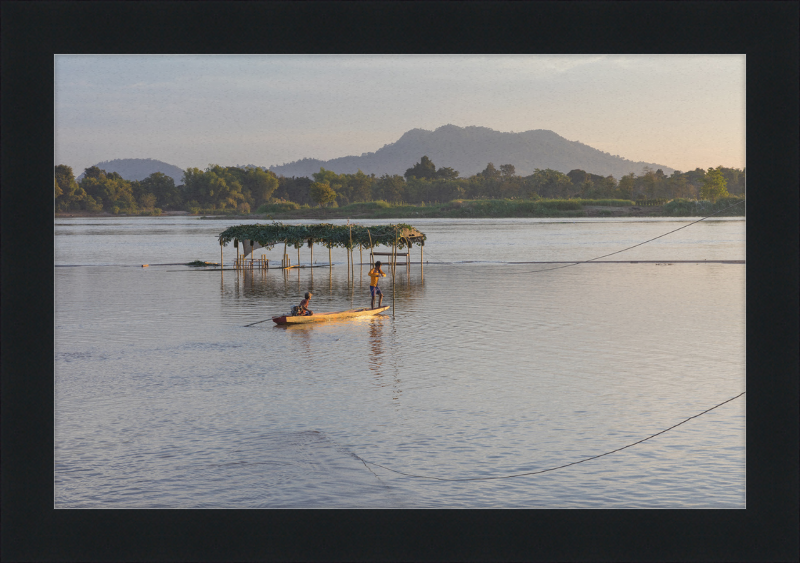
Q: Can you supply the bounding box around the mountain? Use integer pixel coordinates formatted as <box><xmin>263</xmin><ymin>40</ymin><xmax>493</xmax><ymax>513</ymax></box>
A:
<box><xmin>77</xmin><ymin>158</ymin><xmax>185</xmax><ymax>185</ymax></box>
<box><xmin>268</xmin><ymin>125</ymin><xmax>675</xmax><ymax>179</ymax></box>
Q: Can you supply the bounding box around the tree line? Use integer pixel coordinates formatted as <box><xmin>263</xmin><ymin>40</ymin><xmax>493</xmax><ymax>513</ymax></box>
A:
<box><xmin>54</xmin><ymin>156</ymin><xmax>744</xmax><ymax>214</ymax></box>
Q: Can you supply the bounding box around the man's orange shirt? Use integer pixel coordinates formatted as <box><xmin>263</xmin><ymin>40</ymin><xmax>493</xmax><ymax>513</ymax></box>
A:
<box><xmin>368</xmin><ymin>268</ymin><xmax>385</xmax><ymax>287</ymax></box>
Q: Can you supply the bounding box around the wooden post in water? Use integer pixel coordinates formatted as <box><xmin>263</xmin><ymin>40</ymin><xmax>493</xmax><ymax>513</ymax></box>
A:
<box><xmin>349</xmin><ymin>224</ymin><xmax>353</xmax><ymax>282</ymax></box>
<box><xmin>297</xmin><ymin>246</ymin><xmax>300</xmax><ymax>268</ymax></box>
<box><xmin>367</xmin><ymin>229</ymin><xmax>373</xmax><ymax>268</ymax></box>
<box><xmin>328</xmin><ymin>243</ymin><xmax>332</xmax><ymax>269</ymax></box>
<box><xmin>393</xmin><ymin>227</ymin><xmax>398</xmax><ymax>277</ymax></box>
<box><xmin>392</xmin><ymin>227</ymin><xmax>396</xmax><ymax>317</ymax></box>
<box><xmin>310</xmin><ymin>240</ymin><xmax>314</xmax><ymax>267</ymax></box>
<box><xmin>405</xmin><ymin>238</ymin><xmax>409</xmax><ymax>282</ymax></box>
<box><xmin>220</xmin><ymin>240</ymin><xmax>223</xmax><ymax>270</ymax></box>
<box><xmin>421</xmin><ymin>243</ymin><xmax>423</xmax><ymax>281</ymax></box>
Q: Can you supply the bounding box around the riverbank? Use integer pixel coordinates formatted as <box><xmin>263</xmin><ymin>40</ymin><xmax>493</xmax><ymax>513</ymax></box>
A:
<box><xmin>55</xmin><ymin>198</ymin><xmax>744</xmax><ymax>220</ymax></box>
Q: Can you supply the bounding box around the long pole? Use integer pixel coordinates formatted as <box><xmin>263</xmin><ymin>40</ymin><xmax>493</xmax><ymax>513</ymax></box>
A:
<box><xmin>367</xmin><ymin>229</ymin><xmax>373</xmax><ymax>266</ymax></box>
<box><xmin>220</xmin><ymin>241</ymin><xmax>223</xmax><ymax>270</ymax></box>
<box><xmin>310</xmin><ymin>240</ymin><xmax>313</xmax><ymax>267</ymax></box>
<box><xmin>392</xmin><ymin>227</ymin><xmax>396</xmax><ymax>317</ymax></box>
<box><xmin>348</xmin><ymin>224</ymin><xmax>353</xmax><ymax>307</ymax></box>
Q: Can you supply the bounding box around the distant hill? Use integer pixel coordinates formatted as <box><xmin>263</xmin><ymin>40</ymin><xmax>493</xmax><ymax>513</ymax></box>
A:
<box><xmin>77</xmin><ymin>158</ymin><xmax>185</xmax><ymax>185</ymax></box>
<box><xmin>268</xmin><ymin>125</ymin><xmax>675</xmax><ymax>179</ymax></box>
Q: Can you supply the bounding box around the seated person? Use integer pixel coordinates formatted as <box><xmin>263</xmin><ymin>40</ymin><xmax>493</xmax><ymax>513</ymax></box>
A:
<box><xmin>298</xmin><ymin>292</ymin><xmax>313</xmax><ymax>316</ymax></box>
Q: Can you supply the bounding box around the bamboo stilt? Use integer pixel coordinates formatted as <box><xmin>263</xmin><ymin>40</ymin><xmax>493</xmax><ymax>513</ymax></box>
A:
<box><xmin>349</xmin><ymin>224</ymin><xmax>354</xmax><ymax>282</ymax></box>
<box><xmin>392</xmin><ymin>227</ymin><xmax>396</xmax><ymax>317</ymax></box>
<box><xmin>367</xmin><ymin>229</ymin><xmax>374</xmax><ymax>268</ymax></box>
<box><xmin>392</xmin><ymin>245</ymin><xmax>396</xmax><ymax>316</ymax></box>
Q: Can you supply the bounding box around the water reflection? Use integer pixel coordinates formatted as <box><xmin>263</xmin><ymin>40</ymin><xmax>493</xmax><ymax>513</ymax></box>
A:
<box><xmin>284</xmin><ymin>323</ymin><xmax>313</xmax><ymax>356</ymax></box>
<box><xmin>222</xmin><ymin>262</ymin><xmax>427</xmax><ymax>313</ymax></box>
<box><xmin>369</xmin><ymin>317</ymin><xmax>384</xmax><ymax>373</ymax></box>
<box><xmin>368</xmin><ymin>317</ymin><xmax>402</xmax><ymax>404</ymax></box>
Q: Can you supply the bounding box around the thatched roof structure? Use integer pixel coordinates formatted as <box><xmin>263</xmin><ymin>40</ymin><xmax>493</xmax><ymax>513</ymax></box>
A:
<box><xmin>218</xmin><ymin>222</ymin><xmax>426</xmax><ymax>254</ymax></box>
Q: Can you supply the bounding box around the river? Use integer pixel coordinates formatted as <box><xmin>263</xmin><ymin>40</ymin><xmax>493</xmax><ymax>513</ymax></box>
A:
<box><xmin>55</xmin><ymin>216</ymin><xmax>745</xmax><ymax>507</ymax></box>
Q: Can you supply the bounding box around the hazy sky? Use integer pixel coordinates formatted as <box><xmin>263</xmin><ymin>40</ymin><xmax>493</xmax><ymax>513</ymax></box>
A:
<box><xmin>55</xmin><ymin>55</ymin><xmax>745</xmax><ymax>175</ymax></box>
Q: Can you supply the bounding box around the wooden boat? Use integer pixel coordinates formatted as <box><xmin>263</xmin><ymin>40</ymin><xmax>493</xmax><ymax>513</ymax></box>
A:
<box><xmin>272</xmin><ymin>306</ymin><xmax>390</xmax><ymax>325</ymax></box>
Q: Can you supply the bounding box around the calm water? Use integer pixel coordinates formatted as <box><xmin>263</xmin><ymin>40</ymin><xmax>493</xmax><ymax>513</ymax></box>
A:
<box><xmin>55</xmin><ymin>217</ymin><xmax>745</xmax><ymax>508</ymax></box>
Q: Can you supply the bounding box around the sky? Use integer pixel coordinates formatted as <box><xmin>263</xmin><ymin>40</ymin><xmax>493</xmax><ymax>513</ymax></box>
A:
<box><xmin>54</xmin><ymin>55</ymin><xmax>745</xmax><ymax>175</ymax></box>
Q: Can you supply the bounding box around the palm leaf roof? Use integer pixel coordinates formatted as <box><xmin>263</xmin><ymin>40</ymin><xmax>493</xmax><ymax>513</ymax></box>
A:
<box><xmin>218</xmin><ymin>222</ymin><xmax>426</xmax><ymax>250</ymax></box>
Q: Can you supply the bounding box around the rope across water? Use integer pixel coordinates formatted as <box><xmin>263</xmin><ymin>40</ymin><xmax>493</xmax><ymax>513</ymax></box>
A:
<box><xmin>507</xmin><ymin>199</ymin><xmax>745</xmax><ymax>274</ymax></box>
<box><xmin>352</xmin><ymin>392</ymin><xmax>745</xmax><ymax>481</ymax></box>
<box><xmin>404</xmin><ymin>200</ymin><xmax>744</xmax><ymax>269</ymax></box>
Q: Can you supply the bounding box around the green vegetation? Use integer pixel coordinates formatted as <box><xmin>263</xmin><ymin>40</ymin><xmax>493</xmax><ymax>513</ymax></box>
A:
<box><xmin>255</xmin><ymin>201</ymin><xmax>303</xmax><ymax>213</ymax></box>
<box><xmin>54</xmin><ymin>156</ymin><xmax>746</xmax><ymax>218</ymax></box>
<box><xmin>187</xmin><ymin>260</ymin><xmax>217</xmax><ymax>267</ymax></box>
<box><xmin>662</xmin><ymin>196</ymin><xmax>745</xmax><ymax>217</ymax></box>
<box><xmin>699</xmin><ymin>167</ymin><xmax>730</xmax><ymax>202</ymax></box>
<box><xmin>250</xmin><ymin>198</ymin><xmax>634</xmax><ymax>219</ymax></box>
<box><xmin>217</xmin><ymin>223</ymin><xmax>426</xmax><ymax>250</ymax></box>
<box><xmin>575</xmin><ymin>199</ymin><xmax>634</xmax><ymax>206</ymax></box>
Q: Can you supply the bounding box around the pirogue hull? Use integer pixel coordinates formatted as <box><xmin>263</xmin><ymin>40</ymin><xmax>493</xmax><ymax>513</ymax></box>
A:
<box><xmin>272</xmin><ymin>306</ymin><xmax>390</xmax><ymax>325</ymax></box>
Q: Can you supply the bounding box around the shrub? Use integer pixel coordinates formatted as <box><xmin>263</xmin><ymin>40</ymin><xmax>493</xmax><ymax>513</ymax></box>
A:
<box><xmin>662</xmin><ymin>196</ymin><xmax>745</xmax><ymax>217</ymax></box>
<box><xmin>256</xmin><ymin>201</ymin><xmax>300</xmax><ymax>213</ymax></box>
<box><xmin>237</xmin><ymin>202</ymin><xmax>251</xmax><ymax>214</ymax></box>
<box><xmin>537</xmin><ymin>199</ymin><xmax>583</xmax><ymax>210</ymax></box>
<box><xmin>574</xmin><ymin>199</ymin><xmax>634</xmax><ymax>206</ymax></box>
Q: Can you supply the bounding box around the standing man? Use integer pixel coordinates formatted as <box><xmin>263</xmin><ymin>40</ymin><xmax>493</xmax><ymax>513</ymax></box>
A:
<box><xmin>368</xmin><ymin>261</ymin><xmax>386</xmax><ymax>309</ymax></box>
